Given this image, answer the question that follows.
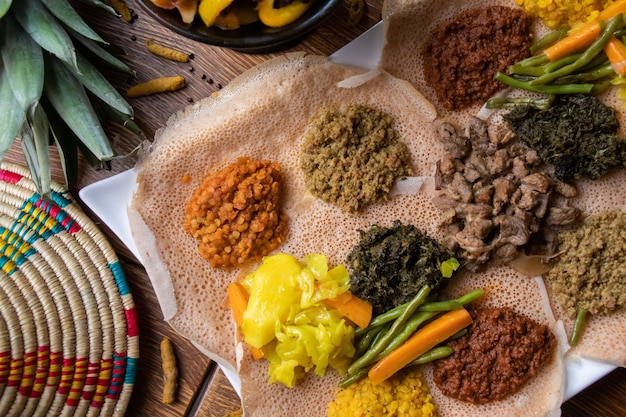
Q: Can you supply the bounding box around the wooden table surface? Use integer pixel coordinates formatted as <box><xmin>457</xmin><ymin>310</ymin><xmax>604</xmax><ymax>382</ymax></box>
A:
<box><xmin>4</xmin><ymin>0</ymin><xmax>625</xmax><ymax>415</ymax></box>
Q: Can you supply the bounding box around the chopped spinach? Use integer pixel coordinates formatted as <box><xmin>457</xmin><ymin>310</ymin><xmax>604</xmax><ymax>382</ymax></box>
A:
<box><xmin>503</xmin><ymin>94</ymin><xmax>626</xmax><ymax>182</ymax></box>
<box><xmin>346</xmin><ymin>220</ymin><xmax>455</xmax><ymax>316</ymax></box>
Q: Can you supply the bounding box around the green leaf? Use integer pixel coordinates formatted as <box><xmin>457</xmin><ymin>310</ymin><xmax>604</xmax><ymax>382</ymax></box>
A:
<box><xmin>0</xmin><ymin>0</ymin><xmax>12</xmax><ymax>19</ymax></box>
<box><xmin>440</xmin><ymin>257</ymin><xmax>460</xmax><ymax>278</ymax></box>
<box><xmin>0</xmin><ymin>59</ymin><xmax>26</xmax><ymax>159</ymax></box>
<box><xmin>68</xmin><ymin>27</ymin><xmax>132</xmax><ymax>73</ymax></box>
<box><xmin>1</xmin><ymin>13</ymin><xmax>44</xmax><ymax>112</ymax></box>
<box><xmin>21</xmin><ymin>103</ymin><xmax>52</xmax><ymax>197</ymax></box>
<box><xmin>43</xmin><ymin>55</ymin><xmax>114</xmax><ymax>160</ymax></box>
<box><xmin>12</xmin><ymin>0</ymin><xmax>77</xmax><ymax>69</ymax></box>
<box><xmin>40</xmin><ymin>0</ymin><xmax>106</xmax><ymax>43</ymax></box>
<box><xmin>77</xmin><ymin>0</ymin><xmax>119</xmax><ymax>16</ymax></box>
<box><xmin>66</xmin><ymin>50</ymin><xmax>134</xmax><ymax>117</ymax></box>
<box><xmin>44</xmin><ymin>99</ymin><xmax>79</xmax><ymax>188</ymax></box>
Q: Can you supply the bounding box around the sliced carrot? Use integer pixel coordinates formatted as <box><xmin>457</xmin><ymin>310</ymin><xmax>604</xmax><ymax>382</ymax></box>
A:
<box><xmin>323</xmin><ymin>291</ymin><xmax>373</xmax><ymax>329</ymax></box>
<box><xmin>543</xmin><ymin>21</ymin><xmax>602</xmax><ymax>61</ymax></box>
<box><xmin>227</xmin><ymin>282</ymin><xmax>264</xmax><ymax>360</ymax></box>
<box><xmin>604</xmin><ymin>36</ymin><xmax>626</xmax><ymax>75</ymax></box>
<box><xmin>367</xmin><ymin>308</ymin><xmax>473</xmax><ymax>384</ymax></box>
<box><xmin>598</xmin><ymin>0</ymin><xmax>626</xmax><ymax>21</ymax></box>
<box><xmin>542</xmin><ymin>0</ymin><xmax>626</xmax><ymax>62</ymax></box>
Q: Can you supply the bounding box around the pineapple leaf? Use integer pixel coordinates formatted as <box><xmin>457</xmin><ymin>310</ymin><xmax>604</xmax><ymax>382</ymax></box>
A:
<box><xmin>43</xmin><ymin>55</ymin><xmax>114</xmax><ymax>161</ymax></box>
<box><xmin>66</xmin><ymin>50</ymin><xmax>134</xmax><ymax>117</ymax></box>
<box><xmin>40</xmin><ymin>0</ymin><xmax>106</xmax><ymax>44</ymax></box>
<box><xmin>21</xmin><ymin>103</ymin><xmax>52</xmax><ymax>197</ymax></box>
<box><xmin>77</xmin><ymin>0</ymin><xmax>119</xmax><ymax>17</ymax></box>
<box><xmin>44</xmin><ymin>98</ymin><xmax>79</xmax><ymax>188</ymax></box>
<box><xmin>68</xmin><ymin>27</ymin><xmax>132</xmax><ymax>73</ymax></box>
<box><xmin>0</xmin><ymin>0</ymin><xmax>12</xmax><ymax>19</ymax></box>
<box><xmin>0</xmin><ymin>59</ymin><xmax>26</xmax><ymax>159</ymax></box>
<box><xmin>1</xmin><ymin>12</ymin><xmax>44</xmax><ymax>112</ymax></box>
<box><xmin>12</xmin><ymin>0</ymin><xmax>77</xmax><ymax>69</ymax></box>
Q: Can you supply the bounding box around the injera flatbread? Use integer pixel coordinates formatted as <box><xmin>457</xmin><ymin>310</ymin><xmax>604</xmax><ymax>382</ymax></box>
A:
<box><xmin>129</xmin><ymin>53</ymin><xmax>566</xmax><ymax>416</ymax></box>
<box><xmin>380</xmin><ymin>0</ymin><xmax>626</xmax><ymax>368</ymax></box>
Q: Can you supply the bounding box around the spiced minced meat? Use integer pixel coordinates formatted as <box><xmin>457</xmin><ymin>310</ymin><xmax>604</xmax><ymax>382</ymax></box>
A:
<box><xmin>422</xmin><ymin>5</ymin><xmax>533</xmax><ymax>111</ymax></box>
<box><xmin>300</xmin><ymin>104</ymin><xmax>412</xmax><ymax>213</ymax></box>
<box><xmin>433</xmin><ymin>306</ymin><xmax>556</xmax><ymax>404</ymax></box>
<box><xmin>183</xmin><ymin>157</ymin><xmax>288</xmax><ymax>269</ymax></box>
<box><xmin>547</xmin><ymin>211</ymin><xmax>626</xmax><ymax>318</ymax></box>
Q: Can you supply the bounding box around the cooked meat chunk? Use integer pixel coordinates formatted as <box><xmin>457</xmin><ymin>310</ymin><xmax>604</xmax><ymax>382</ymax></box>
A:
<box><xmin>546</xmin><ymin>206</ymin><xmax>580</xmax><ymax>225</ymax></box>
<box><xmin>552</xmin><ymin>179</ymin><xmax>577</xmax><ymax>198</ymax></box>
<box><xmin>521</xmin><ymin>173</ymin><xmax>551</xmax><ymax>193</ymax></box>
<box><xmin>451</xmin><ymin>172</ymin><xmax>473</xmax><ymax>203</ymax></box>
<box><xmin>431</xmin><ymin>119</ymin><xmax>580</xmax><ymax>270</ymax></box>
<box><xmin>495</xmin><ymin>215</ymin><xmax>530</xmax><ymax>246</ymax></box>
<box><xmin>468</xmin><ymin>116</ymin><xmax>496</xmax><ymax>156</ymax></box>
<box><xmin>438</xmin><ymin>121</ymin><xmax>471</xmax><ymax>159</ymax></box>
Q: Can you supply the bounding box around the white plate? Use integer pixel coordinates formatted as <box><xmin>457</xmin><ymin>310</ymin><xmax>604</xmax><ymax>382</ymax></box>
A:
<box><xmin>79</xmin><ymin>21</ymin><xmax>614</xmax><ymax>402</ymax></box>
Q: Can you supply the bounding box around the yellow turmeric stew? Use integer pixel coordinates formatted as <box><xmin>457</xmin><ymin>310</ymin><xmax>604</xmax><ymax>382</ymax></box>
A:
<box><xmin>239</xmin><ymin>253</ymin><xmax>360</xmax><ymax>387</ymax></box>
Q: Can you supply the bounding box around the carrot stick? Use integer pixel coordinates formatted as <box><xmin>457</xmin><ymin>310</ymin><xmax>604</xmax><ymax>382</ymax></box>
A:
<box><xmin>367</xmin><ymin>308</ymin><xmax>473</xmax><ymax>384</ymax></box>
<box><xmin>227</xmin><ymin>282</ymin><xmax>264</xmax><ymax>360</ymax></box>
<box><xmin>543</xmin><ymin>21</ymin><xmax>603</xmax><ymax>61</ymax></box>
<box><xmin>604</xmin><ymin>36</ymin><xmax>626</xmax><ymax>75</ymax></box>
<box><xmin>323</xmin><ymin>291</ymin><xmax>373</xmax><ymax>329</ymax></box>
<box><xmin>542</xmin><ymin>0</ymin><xmax>626</xmax><ymax>61</ymax></box>
<box><xmin>598</xmin><ymin>0</ymin><xmax>626</xmax><ymax>21</ymax></box>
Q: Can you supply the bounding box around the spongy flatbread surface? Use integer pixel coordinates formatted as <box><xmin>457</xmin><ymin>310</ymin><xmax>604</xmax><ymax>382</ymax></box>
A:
<box><xmin>380</xmin><ymin>0</ymin><xmax>544</xmax><ymax>125</ymax></box>
<box><xmin>129</xmin><ymin>53</ymin><xmax>566</xmax><ymax>416</ymax></box>
<box><xmin>380</xmin><ymin>0</ymin><xmax>626</xmax><ymax>369</ymax></box>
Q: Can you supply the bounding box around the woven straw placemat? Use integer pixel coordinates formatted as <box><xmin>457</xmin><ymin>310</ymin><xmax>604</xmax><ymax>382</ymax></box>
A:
<box><xmin>0</xmin><ymin>162</ymin><xmax>139</xmax><ymax>417</ymax></box>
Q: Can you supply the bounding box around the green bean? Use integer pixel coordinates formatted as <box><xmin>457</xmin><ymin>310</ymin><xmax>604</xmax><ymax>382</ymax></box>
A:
<box><xmin>338</xmin><ymin>366</ymin><xmax>371</xmax><ymax>388</ymax></box>
<box><xmin>355</xmin><ymin>292</ymin><xmax>438</xmax><ymax>336</ymax></box>
<box><xmin>356</xmin><ymin>302</ymin><xmax>407</xmax><ymax>335</ymax></box>
<box><xmin>355</xmin><ymin>323</ymin><xmax>386</xmax><ymax>357</ymax></box>
<box><xmin>347</xmin><ymin>285</ymin><xmax>431</xmax><ymax>375</ymax></box>
<box><xmin>569</xmin><ymin>306</ymin><xmax>588</xmax><ymax>346</ymax></box>
<box><xmin>530</xmin><ymin>25</ymin><xmax>570</xmax><ymax>54</ymax></box>
<box><xmin>517</xmin><ymin>53</ymin><xmax>550</xmax><ymax>67</ymax></box>
<box><xmin>543</xmin><ymin>53</ymin><xmax>582</xmax><ymax>73</ymax></box>
<box><xmin>455</xmin><ymin>288</ymin><xmax>485</xmax><ymax>305</ymax></box>
<box><xmin>591</xmin><ymin>78</ymin><xmax>613</xmax><ymax>94</ymax></box>
<box><xmin>495</xmin><ymin>72</ymin><xmax>594</xmax><ymax>94</ymax></box>
<box><xmin>509</xmin><ymin>64</ymin><xmax>545</xmax><ymax>77</ymax></box>
<box><xmin>408</xmin><ymin>346</ymin><xmax>454</xmax><ymax>366</ymax></box>
<box><xmin>553</xmin><ymin>63</ymin><xmax>615</xmax><ymax>84</ymax></box>
<box><xmin>486</xmin><ymin>96</ymin><xmax>555</xmax><ymax>110</ymax></box>
<box><xmin>417</xmin><ymin>300</ymin><xmax>463</xmax><ymax>312</ymax></box>
<box><xmin>530</xmin><ymin>14</ymin><xmax>624</xmax><ymax>86</ymax></box>
<box><xmin>374</xmin><ymin>311</ymin><xmax>439</xmax><ymax>361</ymax></box>
<box><xmin>578</xmin><ymin>52</ymin><xmax>609</xmax><ymax>72</ymax></box>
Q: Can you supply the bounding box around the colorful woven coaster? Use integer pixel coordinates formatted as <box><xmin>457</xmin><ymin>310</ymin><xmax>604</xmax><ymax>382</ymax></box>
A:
<box><xmin>0</xmin><ymin>162</ymin><xmax>139</xmax><ymax>416</ymax></box>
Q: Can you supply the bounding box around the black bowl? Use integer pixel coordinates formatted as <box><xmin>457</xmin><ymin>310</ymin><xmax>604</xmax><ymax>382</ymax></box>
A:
<box><xmin>136</xmin><ymin>0</ymin><xmax>341</xmax><ymax>53</ymax></box>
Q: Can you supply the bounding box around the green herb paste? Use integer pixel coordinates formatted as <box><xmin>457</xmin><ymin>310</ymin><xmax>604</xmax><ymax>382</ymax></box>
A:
<box><xmin>346</xmin><ymin>220</ymin><xmax>454</xmax><ymax>315</ymax></box>
<box><xmin>503</xmin><ymin>94</ymin><xmax>626</xmax><ymax>182</ymax></box>
<box><xmin>300</xmin><ymin>105</ymin><xmax>412</xmax><ymax>213</ymax></box>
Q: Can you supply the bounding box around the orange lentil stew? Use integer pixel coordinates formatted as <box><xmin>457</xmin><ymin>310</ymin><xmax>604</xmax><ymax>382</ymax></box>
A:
<box><xmin>183</xmin><ymin>156</ymin><xmax>288</xmax><ymax>268</ymax></box>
